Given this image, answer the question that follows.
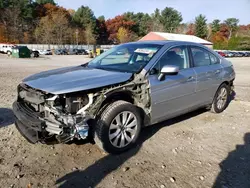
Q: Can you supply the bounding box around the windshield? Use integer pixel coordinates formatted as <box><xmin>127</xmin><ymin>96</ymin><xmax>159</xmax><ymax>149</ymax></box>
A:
<box><xmin>87</xmin><ymin>43</ymin><xmax>163</xmax><ymax>73</ymax></box>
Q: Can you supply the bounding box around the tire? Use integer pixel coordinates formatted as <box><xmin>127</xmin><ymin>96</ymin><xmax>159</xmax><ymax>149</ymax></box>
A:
<box><xmin>94</xmin><ymin>100</ymin><xmax>142</xmax><ymax>154</ymax></box>
<box><xmin>211</xmin><ymin>83</ymin><xmax>230</xmax><ymax>113</ymax></box>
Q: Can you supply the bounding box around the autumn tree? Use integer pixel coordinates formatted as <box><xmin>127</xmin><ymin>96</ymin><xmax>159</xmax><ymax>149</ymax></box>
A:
<box><xmin>224</xmin><ymin>18</ymin><xmax>239</xmax><ymax>39</ymax></box>
<box><xmin>0</xmin><ymin>24</ymin><xmax>8</xmax><ymax>42</ymax></box>
<box><xmin>35</xmin><ymin>10</ymin><xmax>71</xmax><ymax>45</ymax></box>
<box><xmin>117</xmin><ymin>27</ymin><xmax>130</xmax><ymax>43</ymax></box>
<box><xmin>106</xmin><ymin>15</ymin><xmax>135</xmax><ymax>43</ymax></box>
<box><xmin>211</xmin><ymin>32</ymin><xmax>228</xmax><ymax>49</ymax></box>
<box><xmin>0</xmin><ymin>0</ymin><xmax>36</xmax><ymax>43</ymax></box>
<box><xmin>160</xmin><ymin>7</ymin><xmax>183</xmax><ymax>33</ymax></box>
<box><xmin>96</xmin><ymin>16</ymin><xmax>108</xmax><ymax>44</ymax></box>
<box><xmin>219</xmin><ymin>24</ymin><xmax>230</xmax><ymax>39</ymax></box>
<box><xmin>1</xmin><ymin>7</ymin><xmax>22</xmax><ymax>43</ymax></box>
<box><xmin>34</xmin><ymin>15</ymin><xmax>53</xmax><ymax>44</ymax></box>
<box><xmin>186</xmin><ymin>23</ymin><xmax>195</xmax><ymax>35</ymax></box>
<box><xmin>35</xmin><ymin>3</ymin><xmax>69</xmax><ymax>18</ymax></box>
<box><xmin>194</xmin><ymin>14</ymin><xmax>208</xmax><ymax>39</ymax></box>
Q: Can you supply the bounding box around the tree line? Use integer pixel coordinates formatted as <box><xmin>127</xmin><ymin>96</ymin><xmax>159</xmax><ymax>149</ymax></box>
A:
<box><xmin>0</xmin><ymin>0</ymin><xmax>250</xmax><ymax>50</ymax></box>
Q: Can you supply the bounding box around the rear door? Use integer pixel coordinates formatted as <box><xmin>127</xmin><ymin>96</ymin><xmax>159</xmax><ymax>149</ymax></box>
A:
<box><xmin>190</xmin><ymin>46</ymin><xmax>223</xmax><ymax>105</ymax></box>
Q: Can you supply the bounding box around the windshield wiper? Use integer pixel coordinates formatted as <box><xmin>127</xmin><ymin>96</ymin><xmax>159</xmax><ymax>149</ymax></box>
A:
<box><xmin>81</xmin><ymin>63</ymin><xmax>89</xmax><ymax>67</ymax></box>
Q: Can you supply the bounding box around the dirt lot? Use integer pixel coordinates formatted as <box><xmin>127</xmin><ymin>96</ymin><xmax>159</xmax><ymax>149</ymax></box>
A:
<box><xmin>0</xmin><ymin>55</ymin><xmax>250</xmax><ymax>188</ymax></box>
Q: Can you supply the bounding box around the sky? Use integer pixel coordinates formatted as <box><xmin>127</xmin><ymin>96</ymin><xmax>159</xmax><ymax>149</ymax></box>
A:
<box><xmin>56</xmin><ymin>0</ymin><xmax>250</xmax><ymax>24</ymax></box>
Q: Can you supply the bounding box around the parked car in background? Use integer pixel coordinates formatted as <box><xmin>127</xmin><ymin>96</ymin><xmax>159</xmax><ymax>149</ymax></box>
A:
<box><xmin>85</xmin><ymin>49</ymin><xmax>91</xmax><ymax>55</ymax></box>
<box><xmin>238</xmin><ymin>52</ymin><xmax>245</xmax><ymax>57</ymax></box>
<box><xmin>0</xmin><ymin>44</ymin><xmax>15</xmax><ymax>55</ymax></box>
<box><xmin>67</xmin><ymin>49</ymin><xmax>79</xmax><ymax>55</ymax></box>
<box><xmin>13</xmin><ymin>41</ymin><xmax>235</xmax><ymax>154</ymax></box>
<box><xmin>55</xmin><ymin>49</ymin><xmax>67</xmax><ymax>55</ymax></box>
<box><xmin>45</xmin><ymin>50</ymin><xmax>52</xmax><ymax>55</ymax></box>
<box><xmin>245</xmin><ymin>52</ymin><xmax>250</xmax><ymax>57</ymax></box>
<box><xmin>224</xmin><ymin>51</ymin><xmax>234</xmax><ymax>58</ymax></box>
<box><xmin>76</xmin><ymin>49</ymin><xmax>88</xmax><ymax>55</ymax></box>
<box><xmin>30</xmin><ymin>50</ymin><xmax>39</xmax><ymax>58</ymax></box>
<box><xmin>39</xmin><ymin>50</ymin><xmax>52</xmax><ymax>55</ymax></box>
<box><xmin>217</xmin><ymin>51</ymin><xmax>226</xmax><ymax>57</ymax></box>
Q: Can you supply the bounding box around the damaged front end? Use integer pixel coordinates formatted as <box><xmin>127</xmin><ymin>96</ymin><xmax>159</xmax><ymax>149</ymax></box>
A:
<box><xmin>13</xmin><ymin>83</ymin><xmax>94</xmax><ymax>144</ymax></box>
<box><xmin>13</xmin><ymin>72</ymin><xmax>151</xmax><ymax>144</ymax></box>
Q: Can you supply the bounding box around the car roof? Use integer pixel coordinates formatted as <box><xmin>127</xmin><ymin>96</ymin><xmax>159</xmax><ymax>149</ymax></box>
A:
<box><xmin>126</xmin><ymin>40</ymin><xmax>205</xmax><ymax>46</ymax></box>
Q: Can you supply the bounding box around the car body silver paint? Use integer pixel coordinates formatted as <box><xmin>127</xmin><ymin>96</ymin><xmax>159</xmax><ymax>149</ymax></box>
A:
<box><xmin>23</xmin><ymin>66</ymin><xmax>133</xmax><ymax>94</ymax></box>
<box><xmin>21</xmin><ymin>41</ymin><xmax>235</xmax><ymax>126</ymax></box>
<box><xmin>160</xmin><ymin>65</ymin><xmax>179</xmax><ymax>74</ymax></box>
<box><xmin>139</xmin><ymin>41</ymin><xmax>235</xmax><ymax>125</ymax></box>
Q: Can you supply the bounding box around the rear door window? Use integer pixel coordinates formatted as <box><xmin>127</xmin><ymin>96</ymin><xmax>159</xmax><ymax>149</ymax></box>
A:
<box><xmin>191</xmin><ymin>47</ymin><xmax>210</xmax><ymax>67</ymax></box>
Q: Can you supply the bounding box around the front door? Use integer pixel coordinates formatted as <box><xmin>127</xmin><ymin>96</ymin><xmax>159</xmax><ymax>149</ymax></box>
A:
<box><xmin>148</xmin><ymin>45</ymin><xmax>197</xmax><ymax>124</ymax></box>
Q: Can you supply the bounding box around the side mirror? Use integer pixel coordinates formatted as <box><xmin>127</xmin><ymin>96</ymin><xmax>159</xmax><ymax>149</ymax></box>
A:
<box><xmin>158</xmin><ymin>65</ymin><xmax>179</xmax><ymax>81</ymax></box>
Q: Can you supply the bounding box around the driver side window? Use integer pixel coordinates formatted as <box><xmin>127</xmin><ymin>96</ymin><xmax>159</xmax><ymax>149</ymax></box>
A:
<box><xmin>151</xmin><ymin>46</ymin><xmax>190</xmax><ymax>74</ymax></box>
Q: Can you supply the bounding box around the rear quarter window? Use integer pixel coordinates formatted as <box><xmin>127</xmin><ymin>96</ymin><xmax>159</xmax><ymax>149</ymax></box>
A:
<box><xmin>210</xmin><ymin>53</ymin><xmax>220</xmax><ymax>64</ymax></box>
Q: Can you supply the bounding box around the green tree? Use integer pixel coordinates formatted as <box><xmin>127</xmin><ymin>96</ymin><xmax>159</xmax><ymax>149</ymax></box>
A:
<box><xmin>224</xmin><ymin>18</ymin><xmax>239</xmax><ymax>39</ymax></box>
<box><xmin>160</xmin><ymin>7</ymin><xmax>183</xmax><ymax>33</ymax></box>
<box><xmin>194</xmin><ymin>14</ymin><xmax>208</xmax><ymax>39</ymax></box>
<box><xmin>228</xmin><ymin>36</ymin><xmax>240</xmax><ymax>50</ymax></box>
<box><xmin>73</xmin><ymin>6</ymin><xmax>96</xmax><ymax>29</ymax></box>
<box><xmin>98</xmin><ymin>15</ymin><xmax>105</xmax><ymax>22</ymax></box>
<box><xmin>36</xmin><ymin>0</ymin><xmax>56</xmax><ymax>5</ymax></box>
<box><xmin>151</xmin><ymin>8</ymin><xmax>163</xmax><ymax>31</ymax></box>
<box><xmin>211</xmin><ymin>19</ymin><xmax>220</xmax><ymax>33</ymax></box>
<box><xmin>123</xmin><ymin>12</ymin><xmax>152</xmax><ymax>37</ymax></box>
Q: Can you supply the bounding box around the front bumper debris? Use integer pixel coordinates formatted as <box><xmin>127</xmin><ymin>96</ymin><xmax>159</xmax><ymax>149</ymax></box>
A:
<box><xmin>13</xmin><ymin>101</ymin><xmax>43</xmax><ymax>143</ymax></box>
<box><xmin>13</xmin><ymin>101</ymin><xmax>89</xmax><ymax>144</ymax></box>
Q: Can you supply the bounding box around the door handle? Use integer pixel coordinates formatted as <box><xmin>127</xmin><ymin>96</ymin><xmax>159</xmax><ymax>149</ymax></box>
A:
<box><xmin>187</xmin><ymin>76</ymin><xmax>195</xmax><ymax>81</ymax></box>
<box><xmin>215</xmin><ymin>70</ymin><xmax>221</xmax><ymax>74</ymax></box>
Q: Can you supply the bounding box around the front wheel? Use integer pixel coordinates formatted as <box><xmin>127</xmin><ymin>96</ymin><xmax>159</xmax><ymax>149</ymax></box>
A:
<box><xmin>211</xmin><ymin>83</ymin><xmax>230</xmax><ymax>113</ymax></box>
<box><xmin>94</xmin><ymin>100</ymin><xmax>142</xmax><ymax>154</ymax></box>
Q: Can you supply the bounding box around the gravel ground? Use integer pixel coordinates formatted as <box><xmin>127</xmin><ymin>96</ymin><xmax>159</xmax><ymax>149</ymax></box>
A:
<box><xmin>0</xmin><ymin>55</ymin><xmax>250</xmax><ymax>188</ymax></box>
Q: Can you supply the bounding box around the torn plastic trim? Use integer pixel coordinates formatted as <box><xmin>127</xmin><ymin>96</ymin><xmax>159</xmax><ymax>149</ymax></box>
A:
<box><xmin>86</xmin><ymin>74</ymin><xmax>152</xmax><ymax>120</ymax></box>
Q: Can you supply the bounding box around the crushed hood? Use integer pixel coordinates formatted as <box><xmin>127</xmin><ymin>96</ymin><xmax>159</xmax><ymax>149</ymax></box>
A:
<box><xmin>23</xmin><ymin>66</ymin><xmax>132</xmax><ymax>94</ymax></box>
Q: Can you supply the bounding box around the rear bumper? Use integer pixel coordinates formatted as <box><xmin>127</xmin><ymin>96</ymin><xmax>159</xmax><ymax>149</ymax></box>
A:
<box><xmin>13</xmin><ymin>101</ymin><xmax>44</xmax><ymax>143</ymax></box>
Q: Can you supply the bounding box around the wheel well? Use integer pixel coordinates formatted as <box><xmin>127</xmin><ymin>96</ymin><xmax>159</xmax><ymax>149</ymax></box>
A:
<box><xmin>98</xmin><ymin>91</ymin><xmax>149</xmax><ymax>126</ymax></box>
<box><xmin>221</xmin><ymin>80</ymin><xmax>234</xmax><ymax>87</ymax></box>
<box><xmin>100</xmin><ymin>91</ymin><xmax>134</xmax><ymax>109</ymax></box>
<box><xmin>222</xmin><ymin>81</ymin><xmax>229</xmax><ymax>86</ymax></box>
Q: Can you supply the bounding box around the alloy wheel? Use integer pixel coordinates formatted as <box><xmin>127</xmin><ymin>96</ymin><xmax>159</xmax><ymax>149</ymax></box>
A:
<box><xmin>217</xmin><ymin>87</ymin><xmax>228</xmax><ymax>110</ymax></box>
<box><xmin>109</xmin><ymin>111</ymin><xmax>138</xmax><ymax>148</ymax></box>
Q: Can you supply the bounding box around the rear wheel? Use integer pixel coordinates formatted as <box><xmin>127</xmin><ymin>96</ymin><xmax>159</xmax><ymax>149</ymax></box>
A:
<box><xmin>211</xmin><ymin>83</ymin><xmax>230</xmax><ymax>113</ymax></box>
<box><xmin>94</xmin><ymin>100</ymin><xmax>142</xmax><ymax>154</ymax></box>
